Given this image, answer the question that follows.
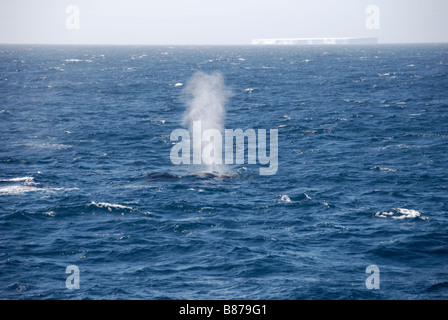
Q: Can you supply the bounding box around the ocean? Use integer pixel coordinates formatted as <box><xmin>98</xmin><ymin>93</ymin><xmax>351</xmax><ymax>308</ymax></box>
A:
<box><xmin>0</xmin><ymin>44</ymin><xmax>447</xmax><ymax>300</ymax></box>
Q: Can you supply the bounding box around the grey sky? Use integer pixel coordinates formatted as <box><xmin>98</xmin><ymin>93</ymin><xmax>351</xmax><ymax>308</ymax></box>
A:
<box><xmin>0</xmin><ymin>0</ymin><xmax>447</xmax><ymax>45</ymax></box>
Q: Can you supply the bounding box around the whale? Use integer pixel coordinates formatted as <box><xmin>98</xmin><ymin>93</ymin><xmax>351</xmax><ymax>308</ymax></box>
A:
<box><xmin>183</xmin><ymin>171</ymin><xmax>233</xmax><ymax>179</ymax></box>
<box><xmin>145</xmin><ymin>171</ymin><xmax>233</xmax><ymax>181</ymax></box>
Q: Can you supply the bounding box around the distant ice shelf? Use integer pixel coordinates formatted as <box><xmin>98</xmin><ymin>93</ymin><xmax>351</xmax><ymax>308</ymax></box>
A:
<box><xmin>252</xmin><ymin>37</ymin><xmax>378</xmax><ymax>45</ymax></box>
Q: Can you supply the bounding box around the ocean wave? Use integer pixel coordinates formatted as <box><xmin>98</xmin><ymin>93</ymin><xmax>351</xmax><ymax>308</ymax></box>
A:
<box><xmin>0</xmin><ymin>176</ymin><xmax>37</xmax><ymax>184</ymax></box>
<box><xmin>374</xmin><ymin>208</ymin><xmax>428</xmax><ymax>221</ymax></box>
<box><xmin>370</xmin><ymin>165</ymin><xmax>396</xmax><ymax>173</ymax></box>
<box><xmin>276</xmin><ymin>193</ymin><xmax>313</xmax><ymax>204</ymax></box>
<box><xmin>0</xmin><ymin>185</ymin><xmax>79</xmax><ymax>196</ymax></box>
<box><xmin>87</xmin><ymin>201</ymin><xmax>150</xmax><ymax>215</ymax></box>
<box><xmin>89</xmin><ymin>202</ymin><xmax>134</xmax><ymax>211</ymax></box>
<box><xmin>32</xmin><ymin>143</ymin><xmax>73</xmax><ymax>149</ymax></box>
<box><xmin>0</xmin><ymin>185</ymin><xmax>42</xmax><ymax>196</ymax></box>
<box><xmin>150</xmin><ymin>119</ymin><xmax>166</xmax><ymax>124</ymax></box>
<box><xmin>0</xmin><ymin>176</ymin><xmax>40</xmax><ymax>196</ymax></box>
<box><xmin>279</xmin><ymin>194</ymin><xmax>291</xmax><ymax>203</ymax></box>
<box><xmin>0</xmin><ymin>176</ymin><xmax>78</xmax><ymax>196</ymax></box>
<box><xmin>1</xmin><ymin>44</ymin><xmax>447</xmax><ymax>300</ymax></box>
<box><xmin>48</xmin><ymin>66</ymin><xmax>64</xmax><ymax>71</ymax></box>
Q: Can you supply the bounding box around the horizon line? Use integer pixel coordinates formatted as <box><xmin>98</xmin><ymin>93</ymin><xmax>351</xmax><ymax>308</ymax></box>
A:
<box><xmin>1</xmin><ymin>41</ymin><xmax>448</xmax><ymax>46</ymax></box>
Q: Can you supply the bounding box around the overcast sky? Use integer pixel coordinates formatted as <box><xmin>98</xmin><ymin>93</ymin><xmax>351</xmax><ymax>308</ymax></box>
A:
<box><xmin>0</xmin><ymin>0</ymin><xmax>447</xmax><ymax>45</ymax></box>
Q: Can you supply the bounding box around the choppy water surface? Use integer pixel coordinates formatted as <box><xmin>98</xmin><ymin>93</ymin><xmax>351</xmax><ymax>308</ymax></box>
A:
<box><xmin>1</xmin><ymin>44</ymin><xmax>447</xmax><ymax>299</ymax></box>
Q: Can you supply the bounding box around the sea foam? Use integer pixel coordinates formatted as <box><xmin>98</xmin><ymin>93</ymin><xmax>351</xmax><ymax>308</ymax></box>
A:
<box><xmin>375</xmin><ymin>208</ymin><xmax>428</xmax><ymax>220</ymax></box>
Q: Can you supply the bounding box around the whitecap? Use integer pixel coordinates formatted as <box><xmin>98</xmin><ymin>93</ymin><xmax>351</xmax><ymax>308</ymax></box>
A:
<box><xmin>48</xmin><ymin>66</ymin><xmax>64</xmax><ymax>71</ymax></box>
<box><xmin>16</xmin><ymin>284</ymin><xmax>26</xmax><ymax>293</ymax></box>
<box><xmin>318</xmin><ymin>222</ymin><xmax>349</xmax><ymax>230</ymax></box>
<box><xmin>0</xmin><ymin>184</ymin><xmax>79</xmax><ymax>196</ymax></box>
<box><xmin>0</xmin><ymin>176</ymin><xmax>37</xmax><ymax>184</ymax></box>
<box><xmin>0</xmin><ymin>185</ymin><xmax>42</xmax><ymax>196</ymax></box>
<box><xmin>0</xmin><ymin>176</ymin><xmax>77</xmax><ymax>196</ymax></box>
<box><xmin>370</xmin><ymin>165</ymin><xmax>396</xmax><ymax>173</ymax></box>
<box><xmin>150</xmin><ymin>119</ymin><xmax>166</xmax><ymax>124</ymax></box>
<box><xmin>375</xmin><ymin>208</ymin><xmax>428</xmax><ymax>221</ymax></box>
<box><xmin>39</xmin><ymin>143</ymin><xmax>73</xmax><ymax>149</ymax></box>
<box><xmin>198</xmin><ymin>206</ymin><xmax>214</xmax><ymax>213</ymax></box>
<box><xmin>89</xmin><ymin>202</ymin><xmax>133</xmax><ymax>211</ymax></box>
<box><xmin>321</xmin><ymin>201</ymin><xmax>330</xmax><ymax>207</ymax></box>
<box><xmin>279</xmin><ymin>195</ymin><xmax>291</xmax><ymax>203</ymax></box>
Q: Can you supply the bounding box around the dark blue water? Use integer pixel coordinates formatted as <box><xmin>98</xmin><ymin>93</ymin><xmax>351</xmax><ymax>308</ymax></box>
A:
<box><xmin>1</xmin><ymin>44</ymin><xmax>447</xmax><ymax>300</ymax></box>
